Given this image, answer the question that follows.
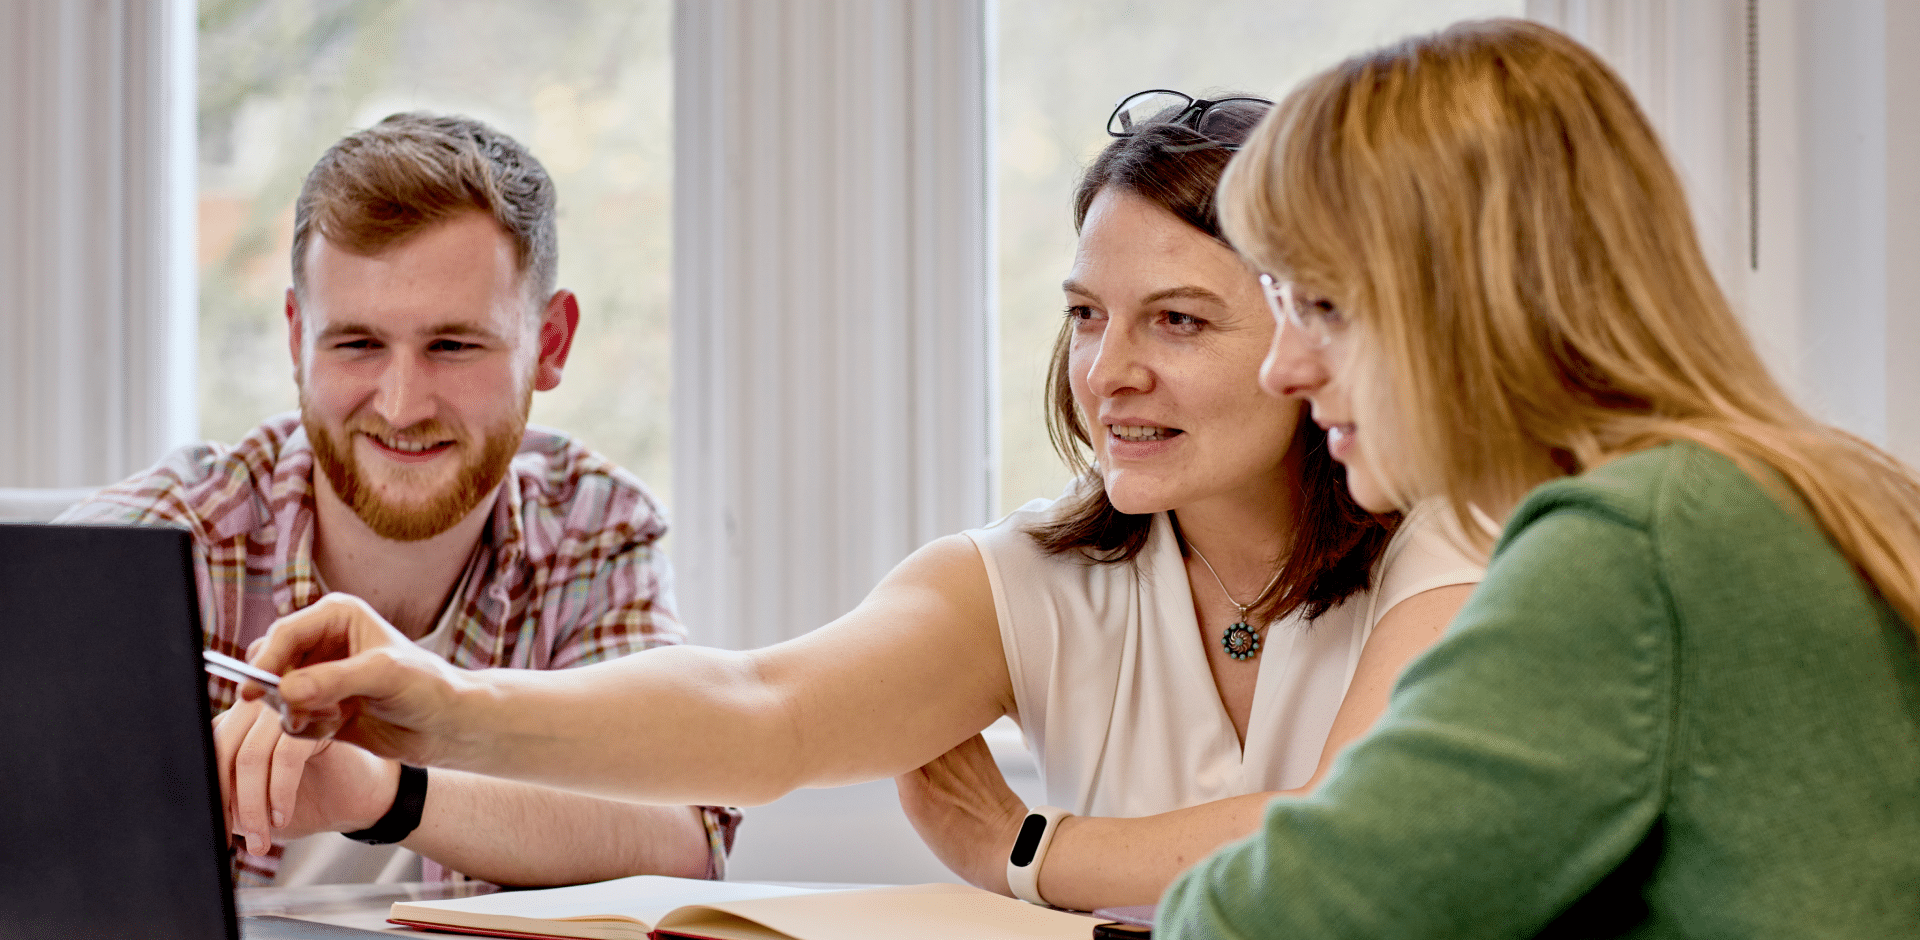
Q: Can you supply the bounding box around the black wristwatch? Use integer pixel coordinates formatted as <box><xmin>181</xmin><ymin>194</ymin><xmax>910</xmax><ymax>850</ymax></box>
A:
<box><xmin>343</xmin><ymin>764</ymin><xmax>429</xmax><ymax>845</ymax></box>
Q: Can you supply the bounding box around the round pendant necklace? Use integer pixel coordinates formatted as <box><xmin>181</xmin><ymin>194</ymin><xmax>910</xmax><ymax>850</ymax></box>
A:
<box><xmin>1188</xmin><ymin>542</ymin><xmax>1285</xmax><ymax>662</ymax></box>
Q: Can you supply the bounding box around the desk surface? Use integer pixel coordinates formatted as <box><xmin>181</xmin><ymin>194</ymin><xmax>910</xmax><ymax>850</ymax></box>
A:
<box><xmin>236</xmin><ymin>880</ymin><xmax>886</xmax><ymax>936</ymax></box>
<box><xmin>238</xmin><ymin>881</ymin><xmax>497</xmax><ymax>935</ymax></box>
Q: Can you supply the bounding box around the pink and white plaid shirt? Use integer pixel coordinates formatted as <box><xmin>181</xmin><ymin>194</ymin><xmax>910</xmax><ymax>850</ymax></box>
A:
<box><xmin>59</xmin><ymin>413</ymin><xmax>738</xmax><ymax>884</ymax></box>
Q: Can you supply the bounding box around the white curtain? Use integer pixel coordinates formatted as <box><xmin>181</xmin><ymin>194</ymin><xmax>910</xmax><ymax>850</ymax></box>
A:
<box><xmin>0</xmin><ymin>0</ymin><xmax>197</xmax><ymax>488</ymax></box>
<box><xmin>671</xmin><ymin>0</ymin><xmax>994</xmax><ymax>649</ymax></box>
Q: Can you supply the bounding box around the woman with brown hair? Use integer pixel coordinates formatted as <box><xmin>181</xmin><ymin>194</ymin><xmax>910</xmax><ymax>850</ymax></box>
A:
<box><xmin>891</xmin><ymin>92</ymin><xmax>1479</xmax><ymax>909</ymax></box>
<box><xmin>231</xmin><ymin>93</ymin><xmax>1481</xmax><ymax>912</ymax></box>
<box><xmin>1157</xmin><ymin>18</ymin><xmax>1920</xmax><ymax>937</ymax></box>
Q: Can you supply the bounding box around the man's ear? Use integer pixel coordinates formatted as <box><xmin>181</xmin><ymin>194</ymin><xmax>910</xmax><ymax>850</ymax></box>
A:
<box><xmin>533</xmin><ymin>289</ymin><xmax>581</xmax><ymax>392</ymax></box>
<box><xmin>285</xmin><ymin>287</ymin><xmax>304</xmax><ymax>381</ymax></box>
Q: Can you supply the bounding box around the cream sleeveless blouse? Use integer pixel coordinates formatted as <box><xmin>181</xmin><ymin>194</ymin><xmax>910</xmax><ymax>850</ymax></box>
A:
<box><xmin>965</xmin><ymin>500</ymin><xmax>1484</xmax><ymax>818</ymax></box>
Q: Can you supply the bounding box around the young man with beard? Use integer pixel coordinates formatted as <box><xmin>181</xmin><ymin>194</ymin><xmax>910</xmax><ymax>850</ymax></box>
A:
<box><xmin>59</xmin><ymin>113</ymin><xmax>733</xmax><ymax>888</ymax></box>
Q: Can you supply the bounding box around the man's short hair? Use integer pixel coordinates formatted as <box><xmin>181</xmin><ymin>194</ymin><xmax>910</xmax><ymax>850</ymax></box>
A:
<box><xmin>291</xmin><ymin>112</ymin><xmax>558</xmax><ymax>306</ymax></box>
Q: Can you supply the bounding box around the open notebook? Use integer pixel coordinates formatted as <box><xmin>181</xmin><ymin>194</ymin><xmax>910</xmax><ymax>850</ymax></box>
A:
<box><xmin>387</xmin><ymin>875</ymin><xmax>1097</xmax><ymax>940</ymax></box>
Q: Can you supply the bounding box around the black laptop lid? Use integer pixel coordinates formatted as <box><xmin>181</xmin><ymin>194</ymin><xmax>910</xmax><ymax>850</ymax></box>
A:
<box><xmin>0</xmin><ymin>523</ymin><xmax>237</xmax><ymax>940</ymax></box>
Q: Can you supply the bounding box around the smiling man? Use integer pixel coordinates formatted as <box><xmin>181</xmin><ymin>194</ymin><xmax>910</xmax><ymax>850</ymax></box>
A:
<box><xmin>59</xmin><ymin>113</ymin><xmax>733</xmax><ymax>888</ymax></box>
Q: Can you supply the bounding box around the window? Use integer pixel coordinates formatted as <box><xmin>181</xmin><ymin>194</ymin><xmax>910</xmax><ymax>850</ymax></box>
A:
<box><xmin>197</xmin><ymin>0</ymin><xmax>676</xmax><ymax>499</ymax></box>
<box><xmin>994</xmin><ymin>0</ymin><xmax>1525</xmax><ymax>512</ymax></box>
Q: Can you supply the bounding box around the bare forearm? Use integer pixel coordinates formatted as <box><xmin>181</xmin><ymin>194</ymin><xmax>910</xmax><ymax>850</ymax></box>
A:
<box><xmin>446</xmin><ymin>632</ymin><xmax>1002</xmax><ymax>805</ymax></box>
<box><xmin>441</xmin><ymin>646</ymin><xmax>812</xmax><ymax>805</ymax></box>
<box><xmin>1036</xmin><ymin>793</ymin><xmax>1275</xmax><ymax>910</ymax></box>
<box><xmin>401</xmin><ymin>769</ymin><xmax>714</xmax><ymax>887</ymax></box>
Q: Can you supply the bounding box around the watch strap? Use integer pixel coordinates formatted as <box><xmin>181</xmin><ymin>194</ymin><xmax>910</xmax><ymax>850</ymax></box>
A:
<box><xmin>1006</xmin><ymin>805</ymin><xmax>1071</xmax><ymax>906</ymax></box>
<box><xmin>343</xmin><ymin>763</ymin><xmax>428</xmax><ymax>845</ymax></box>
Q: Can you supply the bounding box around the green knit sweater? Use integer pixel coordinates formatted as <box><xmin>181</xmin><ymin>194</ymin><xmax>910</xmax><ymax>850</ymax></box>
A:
<box><xmin>1158</xmin><ymin>442</ymin><xmax>1920</xmax><ymax>938</ymax></box>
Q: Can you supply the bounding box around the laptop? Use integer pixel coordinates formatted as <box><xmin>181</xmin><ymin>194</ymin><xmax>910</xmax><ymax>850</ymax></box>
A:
<box><xmin>0</xmin><ymin>523</ymin><xmax>386</xmax><ymax>939</ymax></box>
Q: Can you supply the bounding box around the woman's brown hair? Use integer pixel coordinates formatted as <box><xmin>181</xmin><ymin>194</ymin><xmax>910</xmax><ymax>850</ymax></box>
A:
<box><xmin>1219</xmin><ymin>18</ymin><xmax>1920</xmax><ymax>636</ymax></box>
<box><xmin>1029</xmin><ymin>98</ymin><xmax>1396</xmax><ymax>624</ymax></box>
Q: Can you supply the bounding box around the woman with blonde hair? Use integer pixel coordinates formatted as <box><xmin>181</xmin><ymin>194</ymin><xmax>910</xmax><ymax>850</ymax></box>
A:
<box><xmin>1159</xmin><ymin>17</ymin><xmax>1920</xmax><ymax>937</ymax></box>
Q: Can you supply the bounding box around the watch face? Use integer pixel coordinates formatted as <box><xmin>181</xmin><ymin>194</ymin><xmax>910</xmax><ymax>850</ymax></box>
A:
<box><xmin>1009</xmin><ymin>812</ymin><xmax>1050</xmax><ymax>866</ymax></box>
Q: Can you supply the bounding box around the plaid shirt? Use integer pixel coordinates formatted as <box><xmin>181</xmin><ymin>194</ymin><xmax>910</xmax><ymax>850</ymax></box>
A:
<box><xmin>59</xmin><ymin>413</ymin><xmax>739</xmax><ymax>884</ymax></box>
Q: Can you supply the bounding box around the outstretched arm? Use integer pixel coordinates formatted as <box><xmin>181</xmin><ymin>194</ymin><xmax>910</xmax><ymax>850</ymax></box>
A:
<box><xmin>896</xmin><ymin>583</ymin><xmax>1473</xmax><ymax>910</ymax></box>
<box><xmin>250</xmin><ymin>535</ymin><xmax>1013</xmax><ymax>806</ymax></box>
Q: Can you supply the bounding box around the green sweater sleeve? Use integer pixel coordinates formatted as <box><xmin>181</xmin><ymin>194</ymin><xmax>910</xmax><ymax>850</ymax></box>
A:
<box><xmin>1159</xmin><ymin>491</ymin><xmax>1675</xmax><ymax>938</ymax></box>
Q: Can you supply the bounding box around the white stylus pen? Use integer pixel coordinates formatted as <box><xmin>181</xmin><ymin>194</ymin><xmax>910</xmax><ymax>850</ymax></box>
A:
<box><xmin>201</xmin><ymin>649</ymin><xmax>289</xmax><ymax>720</ymax></box>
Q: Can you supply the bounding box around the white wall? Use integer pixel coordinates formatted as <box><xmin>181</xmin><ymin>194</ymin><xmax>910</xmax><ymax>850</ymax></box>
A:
<box><xmin>1533</xmin><ymin>0</ymin><xmax>1920</xmax><ymax>464</ymax></box>
<box><xmin>1890</xmin><ymin>0</ymin><xmax>1920</xmax><ymax>467</ymax></box>
<box><xmin>1770</xmin><ymin>0</ymin><xmax>1920</xmax><ymax>466</ymax></box>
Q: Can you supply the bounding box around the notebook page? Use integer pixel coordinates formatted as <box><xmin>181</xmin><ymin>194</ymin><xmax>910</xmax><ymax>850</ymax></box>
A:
<box><xmin>389</xmin><ymin>875</ymin><xmax>823</xmax><ymax>932</ymax></box>
<box><xmin>654</xmin><ymin>883</ymin><xmax>1096</xmax><ymax>940</ymax></box>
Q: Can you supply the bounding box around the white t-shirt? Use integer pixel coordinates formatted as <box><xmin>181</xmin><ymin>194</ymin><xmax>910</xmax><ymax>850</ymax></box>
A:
<box><xmin>965</xmin><ymin>499</ymin><xmax>1484</xmax><ymax>818</ymax></box>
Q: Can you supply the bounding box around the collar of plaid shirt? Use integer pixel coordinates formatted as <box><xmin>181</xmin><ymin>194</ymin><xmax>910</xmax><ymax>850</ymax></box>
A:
<box><xmin>258</xmin><ymin>425</ymin><xmax>529</xmax><ymax>666</ymax></box>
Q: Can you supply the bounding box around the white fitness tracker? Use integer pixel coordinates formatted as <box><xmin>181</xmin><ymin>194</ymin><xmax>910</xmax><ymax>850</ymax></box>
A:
<box><xmin>1006</xmin><ymin>805</ymin><xmax>1072</xmax><ymax>906</ymax></box>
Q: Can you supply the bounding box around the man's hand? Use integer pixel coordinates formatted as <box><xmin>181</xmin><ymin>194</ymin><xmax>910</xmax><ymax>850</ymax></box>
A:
<box><xmin>213</xmin><ymin>697</ymin><xmax>401</xmax><ymax>855</ymax></box>
<box><xmin>894</xmin><ymin>733</ymin><xmax>1029</xmax><ymax>895</ymax></box>
<box><xmin>244</xmin><ymin>593</ymin><xmax>467</xmax><ymax>765</ymax></box>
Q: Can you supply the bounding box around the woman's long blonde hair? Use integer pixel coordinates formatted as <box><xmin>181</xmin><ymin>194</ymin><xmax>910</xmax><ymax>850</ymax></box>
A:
<box><xmin>1219</xmin><ymin>18</ymin><xmax>1920</xmax><ymax>633</ymax></box>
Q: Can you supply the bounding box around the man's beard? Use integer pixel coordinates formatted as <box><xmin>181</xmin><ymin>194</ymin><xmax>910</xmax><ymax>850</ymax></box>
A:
<box><xmin>303</xmin><ymin>396</ymin><xmax>528</xmax><ymax>542</ymax></box>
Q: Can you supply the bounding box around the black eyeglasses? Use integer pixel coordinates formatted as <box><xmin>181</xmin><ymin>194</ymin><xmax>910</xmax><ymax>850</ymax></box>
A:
<box><xmin>1106</xmin><ymin>89</ymin><xmax>1274</xmax><ymax>149</ymax></box>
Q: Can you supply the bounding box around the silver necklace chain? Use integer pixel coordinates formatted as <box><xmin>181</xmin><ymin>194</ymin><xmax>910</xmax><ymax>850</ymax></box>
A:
<box><xmin>1189</xmin><ymin>541</ymin><xmax>1285</xmax><ymax>662</ymax></box>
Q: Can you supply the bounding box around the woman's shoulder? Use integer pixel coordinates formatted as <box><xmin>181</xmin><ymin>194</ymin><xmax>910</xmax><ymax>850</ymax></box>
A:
<box><xmin>974</xmin><ymin>493</ymin><xmax>1072</xmax><ymax>534</ymax></box>
<box><xmin>1496</xmin><ymin>442</ymin><xmax>1876</xmax><ymax>620</ymax></box>
<box><xmin>1504</xmin><ymin>444</ymin><xmax>1695</xmax><ymax>534</ymax></box>
<box><xmin>965</xmin><ymin>477</ymin><xmax>1104</xmax><ymax>553</ymax></box>
<box><xmin>1368</xmin><ymin>502</ymin><xmax>1488</xmax><ymax>624</ymax></box>
<box><xmin>963</xmin><ymin>482</ymin><xmax>1176</xmax><ymax>595</ymax></box>
<box><xmin>965</xmin><ymin>493</ymin><xmax>1065</xmax><ymax>560</ymax></box>
<box><xmin>1504</xmin><ymin>442</ymin><xmax>1781</xmax><ymax>550</ymax></box>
